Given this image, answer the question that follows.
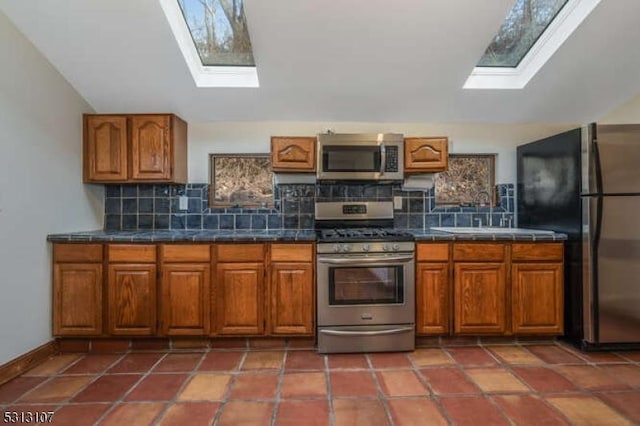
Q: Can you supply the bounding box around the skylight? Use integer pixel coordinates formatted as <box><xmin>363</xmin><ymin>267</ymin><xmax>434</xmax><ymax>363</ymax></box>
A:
<box><xmin>159</xmin><ymin>0</ymin><xmax>258</xmax><ymax>87</ymax></box>
<box><xmin>464</xmin><ymin>0</ymin><xmax>601</xmax><ymax>89</ymax></box>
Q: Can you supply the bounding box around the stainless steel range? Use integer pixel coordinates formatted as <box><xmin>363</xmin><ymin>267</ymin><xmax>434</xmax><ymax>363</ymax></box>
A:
<box><xmin>315</xmin><ymin>201</ymin><xmax>415</xmax><ymax>353</ymax></box>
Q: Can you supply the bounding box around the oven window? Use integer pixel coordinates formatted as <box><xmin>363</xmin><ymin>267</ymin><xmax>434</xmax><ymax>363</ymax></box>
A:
<box><xmin>322</xmin><ymin>146</ymin><xmax>381</xmax><ymax>172</ymax></box>
<box><xmin>329</xmin><ymin>266</ymin><xmax>404</xmax><ymax>305</ymax></box>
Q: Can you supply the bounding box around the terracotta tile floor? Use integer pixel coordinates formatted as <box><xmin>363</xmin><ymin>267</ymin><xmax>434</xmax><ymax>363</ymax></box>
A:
<box><xmin>1</xmin><ymin>342</ymin><xmax>640</xmax><ymax>425</ymax></box>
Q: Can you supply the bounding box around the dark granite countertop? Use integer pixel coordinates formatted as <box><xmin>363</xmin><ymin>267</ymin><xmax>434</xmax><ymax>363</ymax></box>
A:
<box><xmin>48</xmin><ymin>228</ymin><xmax>567</xmax><ymax>243</ymax></box>
<box><xmin>47</xmin><ymin>229</ymin><xmax>317</xmax><ymax>243</ymax></box>
<box><xmin>407</xmin><ymin>229</ymin><xmax>567</xmax><ymax>242</ymax></box>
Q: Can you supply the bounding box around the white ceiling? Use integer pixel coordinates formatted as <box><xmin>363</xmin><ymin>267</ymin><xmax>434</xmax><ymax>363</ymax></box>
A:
<box><xmin>2</xmin><ymin>0</ymin><xmax>640</xmax><ymax>124</ymax></box>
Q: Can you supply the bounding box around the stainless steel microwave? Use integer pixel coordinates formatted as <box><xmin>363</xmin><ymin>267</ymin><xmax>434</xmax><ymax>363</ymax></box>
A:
<box><xmin>316</xmin><ymin>133</ymin><xmax>404</xmax><ymax>180</ymax></box>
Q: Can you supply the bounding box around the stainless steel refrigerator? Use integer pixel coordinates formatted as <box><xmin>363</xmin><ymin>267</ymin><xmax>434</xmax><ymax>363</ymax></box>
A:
<box><xmin>517</xmin><ymin>124</ymin><xmax>640</xmax><ymax>349</ymax></box>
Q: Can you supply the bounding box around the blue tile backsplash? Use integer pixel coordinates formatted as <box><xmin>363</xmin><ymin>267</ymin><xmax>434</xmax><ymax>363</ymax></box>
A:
<box><xmin>103</xmin><ymin>182</ymin><xmax>514</xmax><ymax>231</ymax></box>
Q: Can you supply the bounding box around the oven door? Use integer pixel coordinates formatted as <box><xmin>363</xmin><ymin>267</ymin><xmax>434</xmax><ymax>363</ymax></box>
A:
<box><xmin>317</xmin><ymin>142</ymin><xmax>403</xmax><ymax>180</ymax></box>
<box><xmin>317</xmin><ymin>254</ymin><xmax>415</xmax><ymax>326</ymax></box>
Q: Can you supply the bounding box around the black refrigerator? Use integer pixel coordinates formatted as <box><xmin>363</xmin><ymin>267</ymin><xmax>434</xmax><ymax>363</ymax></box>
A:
<box><xmin>517</xmin><ymin>123</ymin><xmax>640</xmax><ymax>349</ymax></box>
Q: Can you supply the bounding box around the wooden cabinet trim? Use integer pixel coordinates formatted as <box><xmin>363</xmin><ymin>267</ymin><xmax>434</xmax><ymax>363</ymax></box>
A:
<box><xmin>453</xmin><ymin>243</ymin><xmax>505</xmax><ymax>262</ymax></box>
<box><xmin>160</xmin><ymin>244</ymin><xmax>211</xmax><ymax>263</ymax></box>
<box><xmin>511</xmin><ymin>263</ymin><xmax>563</xmax><ymax>334</ymax></box>
<box><xmin>107</xmin><ymin>263</ymin><xmax>157</xmax><ymax>336</ymax></box>
<box><xmin>270</xmin><ymin>244</ymin><xmax>314</xmax><ymax>262</ymax></box>
<box><xmin>84</xmin><ymin>115</ymin><xmax>128</xmax><ymax>182</ymax></box>
<box><xmin>269</xmin><ymin>262</ymin><xmax>314</xmax><ymax>335</ymax></box>
<box><xmin>53</xmin><ymin>263</ymin><xmax>103</xmax><ymax>336</ymax></box>
<box><xmin>416</xmin><ymin>243</ymin><xmax>450</xmax><ymax>262</ymax></box>
<box><xmin>215</xmin><ymin>262</ymin><xmax>265</xmax><ymax>335</ymax></box>
<box><xmin>416</xmin><ymin>262</ymin><xmax>450</xmax><ymax>335</ymax></box>
<box><xmin>160</xmin><ymin>263</ymin><xmax>211</xmax><ymax>336</ymax></box>
<box><xmin>404</xmin><ymin>137</ymin><xmax>448</xmax><ymax>173</ymax></box>
<box><xmin>108</xmin><ymin>244</ymin><xmax>157</xmax><ymax>263</ymax></box>
<box><xmin>54</xmin><ymin>244</ymin><xmax>103</xmax><ymax>263</ymax></box>
<box><xmin>512</xmin><ymin>243</ymin><xmax>563</xmax><ymax>262</ymax></box>
<box><xmin>216</xmin><ymin>244</ymin><xmax>265</xmax><ymax>262</ymax></box>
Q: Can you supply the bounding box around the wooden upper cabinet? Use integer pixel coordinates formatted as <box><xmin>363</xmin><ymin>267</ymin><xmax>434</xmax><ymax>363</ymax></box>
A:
<box><xmin>512</xmin><ymin>263</ymin><xmax>563</xmax><ymax>335</ymax></box>
<box><xmin>84</xmin><ymin>116</ymin><xmax>128</xmax><ymax>182</ymax></box>
<box><xmin>404</xmin><ymin>137</ymin><xmax>448</xmax><ymax>173</ymax></box>
<box><xmin>454</xmin><ymin>262</ymin><xmax>507</xmax><ymax>334</ymax></box>
<box><xmin>83</xmin><ymin>114</ymin><xmax>187</xmax><ymax>184</ymax></box>
<box><xmin>271</xmin><ymin>137</ymin><xmax>316</xmax><ymax>172</ymax></box>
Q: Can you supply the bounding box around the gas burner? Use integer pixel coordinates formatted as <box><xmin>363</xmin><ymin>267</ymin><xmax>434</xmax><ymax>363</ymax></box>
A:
<box><xmin>318</xmin><ymin>227</ymin><xmax>414</xmax><ymax>242</ymax></box>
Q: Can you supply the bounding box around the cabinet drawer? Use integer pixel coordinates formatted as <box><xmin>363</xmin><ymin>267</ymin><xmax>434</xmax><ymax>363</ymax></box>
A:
<box><xmin>216</xmin><ymin>244</ymin><xmax>265</xmax><ymax>262</ymax></box>
<box><xmin>271</xmin><ymin>244</ymin><xmax>313</xmax><ymax>262</ymax></box>
<box><xmin>453</xmin><ymin>243</ymin><xmax>505</xmax><ymax>261</ymax></box>
<box><xmin>54</xmin><ymin>244</ymin><xmax>103</xmax><ymax>263</ymax></box>
<box><xmin>108</xmin><ymin>244</ymin><xmax>157</xmax><ymax>263</ymax></box>
<box><xmin>161</xmin><ymin>244</ymin><xmax>211</xmax><ymax>262</ymax></box>
<box><xmin>417</xmin><ymin>243</ymin><xmax>449</xmax><ymax>262</ymax></box>
<box><xmin>512</xmin><ymin>243</ymin><xmax>563</xmax><ymax>262</ymax></box>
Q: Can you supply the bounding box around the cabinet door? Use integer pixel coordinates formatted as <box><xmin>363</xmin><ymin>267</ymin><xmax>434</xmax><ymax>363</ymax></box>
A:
<box><xmin>130</xmin><ymin>115</ymin><xmax>171</xmax><ymax>180</ymax></box>
<box><xmin>416</xmin><ymin>263</ymin><xmax>449</xmax><ymax>335</ymax></box>
<box><xmin>84</xmin><ymin>115</ymin><xmax>128</xmax><ymax>182</ymax></box>
<box><xmin>271</xmin><ymin>137</ymin><xmax>316</xmax><ymax>172</ymax></box>
<box><xmin>270</xmin><ymin>263</ymin><xmax>314</xmax><ymax>335</ymax></box>
<box><xmin>512</xmin><ymin>263</ymin><xmax>563</xmax><ymax>334</ymax></box>
<box><xmin>404</xmin><ymin>137</ymin><xmax>448</xmax><ymax>173</ymax></box>
<box><xmin>53</xmin><ymin>263</ymin><xmax>103</xmax><ymax>336</ymax></box>
<box><xmin>108</xmin><ymin>264</ymin><xmax>157</xmax><ymax>335</ymax></box>
<box><xmin>454</xmin><ymin>263</ymin><xmax>506</xmax><ymax>334</ymax></box>
<box><xmin>161</xmin><ymin>264</ymin><xmax>210</xmax><ymax>336</ymax></box>
<box><xmin>216</xmin><ymin>263</ymin><xmax>264</xmax><ymax>335</ymax></box>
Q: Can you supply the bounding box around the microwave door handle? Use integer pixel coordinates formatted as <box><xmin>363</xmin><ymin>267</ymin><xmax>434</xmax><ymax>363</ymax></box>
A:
<box><xmin>379</xmin><ymin>143</ymin><xmax>386</xmax><ymax>176</ymax></box>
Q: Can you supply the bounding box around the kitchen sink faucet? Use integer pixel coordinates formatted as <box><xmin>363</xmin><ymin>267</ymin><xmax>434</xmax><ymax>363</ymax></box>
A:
<box><xmin>473</xmin><ymin>190</ymin><xmax>493</xmax><ymax>227</ymax></box>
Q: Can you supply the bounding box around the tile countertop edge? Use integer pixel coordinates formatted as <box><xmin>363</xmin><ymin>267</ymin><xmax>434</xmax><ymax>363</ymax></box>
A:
<box><xmin>46</xmin><ymin>230</ymin><xmax>317</xmax><ymax>243</ymax></box>
<box><xmin>47</xmin><ymin>229</ymin><xmax>567</xmax><ymax>242</ymax></box>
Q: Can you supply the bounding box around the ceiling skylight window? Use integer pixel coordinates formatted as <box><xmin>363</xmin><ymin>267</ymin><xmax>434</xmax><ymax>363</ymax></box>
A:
<box><xmin>159</xmin><ymin>0</ymin><xmax>258</xmax><ymax>87</ymax></box>
<box><xmin>464</xmin><ymin>0</ymin><xmax>601</xmax><ymax>89</ymax></box>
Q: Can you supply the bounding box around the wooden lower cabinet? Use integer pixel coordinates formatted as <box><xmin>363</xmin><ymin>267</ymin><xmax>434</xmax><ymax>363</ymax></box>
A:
<box><xmin>216</xmin><ymin>262</ymin><xmax>265</xmax><ymax>335</ymax></box>
<box><xmin>416</xmin><ymin>263</ymin><xmax>450</xmax><ymax>335</ymax></box>
<box><xmin>512</xmin><ymin>263</ymin><xmax>563</xmax><ymax>334</ymax></box>
<box><xmin>270</xmin><ymin>263</ymin><xmax>314</xmax><ymax>335</ymax></box>
<box><xmin>160</xmin><ymin>264</ymin><xmax>210</xmax><ymax>336</ymax></box>
<box><xmin>53</xmin><ymin>263</ymin><xmax>103</xmax><ymax>336</ymax></box>
<box><xmin>108</xmin><ymin>264</ymin><xmax>157</xmax><ymax>336</ymax></box>
<box><xmin>454</xmin><ymin>262</ymin><xmax>507</xmax><ymax>334</ymax></box>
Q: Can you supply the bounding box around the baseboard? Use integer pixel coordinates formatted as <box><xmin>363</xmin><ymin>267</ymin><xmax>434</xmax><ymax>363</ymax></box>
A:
<box><xmin>0</xmin><ymin>341</ymin><xmax>58</xmax><ymax>386</ymax></box>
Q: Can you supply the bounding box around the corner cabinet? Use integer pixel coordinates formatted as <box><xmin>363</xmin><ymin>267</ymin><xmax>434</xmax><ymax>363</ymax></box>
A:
<box><xmin>83</xmin><ymin>114</ymin><xmax>187</xmax><ymax>184</ymax></box>
<box><xmin>53</xmin><ymin>244</ymin><xmax>104</xmax><ymax>336</ymax></box>
<box><xmin>271</xmin><ymin>137</ymin><xmax>316</xmax><ymax>172</ymax></box>
<box><xmin>404</xmin><ymin>137</ymin><xmax>448</xmax><ymax>173</ymax></box>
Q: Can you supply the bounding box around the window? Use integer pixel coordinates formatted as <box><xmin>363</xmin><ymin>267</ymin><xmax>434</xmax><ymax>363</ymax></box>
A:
<box><xmin>159</xmin><ymin>0</ymin><xmax>258</xmax><ymax>87</ymax></box>
<box><xmin>464</xmin><ymin>0</ymin><xmax>602</xmax><ymax>89</ymax></box>
<box><xmin>435</xmin><ymin>154</ymin><xmax>496</xmax><ymax>207</ymax></box>
<box><xmin>209</xmin><ymin>154</ymin><xmax>273</xmax><ymax>208</ymax></box>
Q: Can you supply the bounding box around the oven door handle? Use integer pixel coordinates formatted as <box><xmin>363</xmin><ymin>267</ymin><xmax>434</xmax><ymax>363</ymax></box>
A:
<box><xmin>317</xmin><ymin>255</ymin><xmax>414</xmax><ymax>264</ymax></box>
<box><xmin>319</xmin><ymin>326</ymin><xmax>414</xmax><ymax>337</ymax></box>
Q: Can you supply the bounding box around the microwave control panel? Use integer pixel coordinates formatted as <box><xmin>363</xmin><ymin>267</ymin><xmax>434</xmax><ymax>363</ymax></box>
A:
<box><xmin>385</xmin><ymin>146</ymin><xmax>399</xmax><ymax>172</ymax></box>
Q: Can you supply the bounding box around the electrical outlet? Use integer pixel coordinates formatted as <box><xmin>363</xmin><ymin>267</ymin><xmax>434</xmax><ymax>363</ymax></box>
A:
<box><xmin>393</xmin><ymin>196</ymin><xmax>403</xmax><ymax>210</ymax></box>
<box><xmin>179</xmin><ymin>196</ymin><xmax>188</xmax><ymax>211</ymax></box>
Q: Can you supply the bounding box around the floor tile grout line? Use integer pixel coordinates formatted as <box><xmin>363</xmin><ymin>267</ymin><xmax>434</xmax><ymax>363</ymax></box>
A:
<box><xmin>211</xmin><ymin>350</ymin><xmax>248</xmax><ymax>426</ymax></box>
<box><xmin>150</xmin><ymin>351</ymin><xmax>210</xmax><ymax>425</ymax></box>
<box><xmin>90</xmin><ymin>351</ymin><xmax>169</xmax><ymax>425</ymax></box>
<box><xmin>322</xmin><ymin>353</ymin><xmax>336</xmax><ymax>426</ymax></box>
<box><xmin>366</xmin><ymin>354</ymin><xmax>396</xmax><ymax>426</ymax></box>
<box><xmin>269</xmin><ymin>350</ymin><xmax>287</xmax><ymax>426</ymax></box>
<box><xmin>408</xmin><ymin>350</ymin><xmax>458</xmax><ymax>425</ymax></box>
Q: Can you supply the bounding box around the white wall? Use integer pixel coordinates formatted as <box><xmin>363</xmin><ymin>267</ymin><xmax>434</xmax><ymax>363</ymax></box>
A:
<box><xmin>188</xmin><ymin>122</ymin><xmax>575</xmax><ymax>184</ymax></box>
<box><xmin>0</xmin><ymin>12</ymin><xmax>102</xmax><ymax>365</ymax></box>
<box><xmin>600</xmin><ymin>93</ymin><xmax>640</xmax><ymax>124</ymax></box>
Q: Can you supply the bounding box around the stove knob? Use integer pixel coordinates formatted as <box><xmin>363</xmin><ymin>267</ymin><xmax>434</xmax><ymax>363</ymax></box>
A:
<box><xmin>333</xmin><ymin>244</ymin><xmax>341</xmax><ymax>253</ymax></box>
<box><xmin>343</xmin><ymin>244</ymin><xmax>352</xmax><ymax>252</ymax></box>
<box><xmin>382</xmin><ymin>244</ymin><xmax>389</xmax><ymax>251</ymax></box>
<box><xmin>392</xmin><ymin>244</ymin><xmax>400</xmax><ymax>251</ymax></box>
<box><xmin>362</xmin><ymin>244</ymin><xmax>370</xmax><ymax>252</ymax></box>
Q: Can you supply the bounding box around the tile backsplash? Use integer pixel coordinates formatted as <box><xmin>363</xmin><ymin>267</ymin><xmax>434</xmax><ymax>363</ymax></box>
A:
<box><xmin>103</xmin><ymin>182</ymin><xmax>514</xmax><ymax>231</ymax></box>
